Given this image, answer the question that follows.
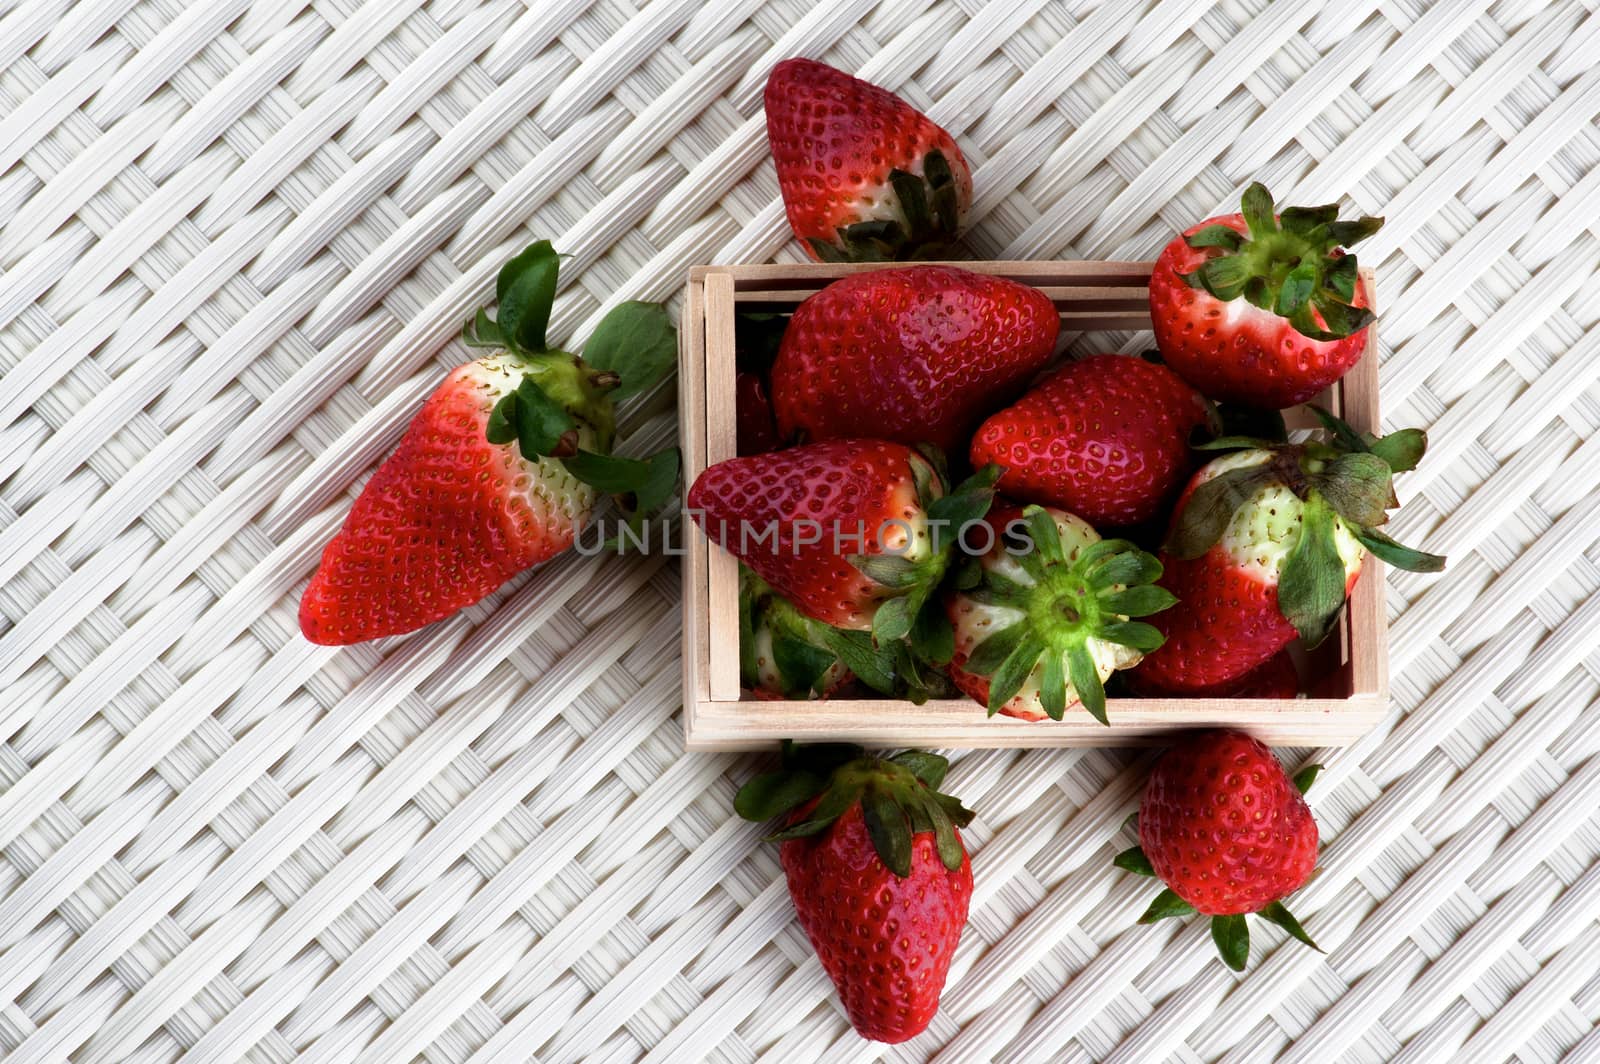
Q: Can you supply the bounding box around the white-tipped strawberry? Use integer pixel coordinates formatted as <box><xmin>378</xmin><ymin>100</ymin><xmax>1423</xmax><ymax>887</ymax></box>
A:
<box><xmin>300</xmin><ymin>241</ymin><xmax>678</xmax><ymax>645</ymax></box>
<box><xmin>945</xmin><ymin>505</ymin><xmax>1176</xmax><ymax>724</ymax></box>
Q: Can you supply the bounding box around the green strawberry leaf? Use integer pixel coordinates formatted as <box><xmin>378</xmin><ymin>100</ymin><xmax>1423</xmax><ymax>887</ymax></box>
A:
<box><xmin>1165</xmin><ymin>466</ymin><xmax>1273</xmax><ymax>559</ymax></box>
<box><xmin>1368</xmin><ymin>428</ymin><xmax>1427</xmax><ymax>474</ymax></box>
<box><xmin>1327</xmin><ymin>215</ymin><xmax>1384</xmax><ymax>248</ymax></box>
<box><xmin>495</xmin><ymin>240</ymin><xmax>559</xmax><ymax>354</ymax></box>
<box><xmin>1307</xmin><ymin>405</ymin><xmax>1368</xmax><ymax>454</ymax></box>
<box><xmin>487</xmin><ymin>378</ymin><xmax>577</xmax><ymax>459</ymax></box>
<box><xmin>1277</xmin><ymin>203</ymin><xmax>1339</xmax><ymax>234</ymax></box>
<box><xmin>816</xmin><ymin>628</ymin><xmax>896</xmax><ymax>694</ymax></box>
<box><xmin>965</xmin><ymin>623</ymin><xmax>1026</xmax><ymax>677</ymax></box>
<box><xmin>582</xmin><ymin>300</ymin><xmax>677</xmax><ymax>399</ymax></box>
<box><xmin>562</xmin><ymin>447</ymin><xmax>681</xmax><ymax>518</ymax></box>
<box><xmin>926</xmin><ymin>464</ymin><xmax>1002</xmax><ymax>553</ymax></box>
<box><xmin>1292</xmin><ymin>763</ymin><xmax>1322</xmax><ymax>794</ymax></box>
<box><xmin>849</xmin><ymin>554</ymin><xmax>925</xmax><ymax>590</ymax></box>
<box><xmin>1040</xmin><ymin>651</ymin><xmax>1066</xmax><ymax>721</ymax></box>
<box><xmin>909</xmin><ymin>602</ymin><xmax>955</xmax><ymax>667</ymax></box>
<box><xmin>871</xmin><ymin>595</ymin><xmax>915</xmax><ymax>644</ymax></box>
<box><xmin>1100</xmin><ymin>585</ymin><xmax>1178</xmax><ymax>618</ymax></box>
<box><xmin>771</xmin><ymin>632</ymin><xmax>836</xmax><ymax>698</ymax></box>
<box><xmin>888</xmin><ymin>750</ymin><xmax>948</xmax><ymax>790</ymax></box>
<box><xmin>1314</xmin><ymin>452</ymin><xmax>1394</xmax><ymax>528</ymax></box>
<box><xmin>462</xmin><ymin>307</ymin><xmax>504</xmax><ymax>349</ymax></box>
<box><xmin>1240</xmin><ymin>182</ymin><xmax>1277</xmax><ymax>239</ymax></box>
<box><xmin>1067</xmin><ymin>644</ymin><xmax>1106</xmax><ymax>725</ymax></box>
<box><xmin>861</xmin><ymin>786</ymin><xmax>913</xmax><ymax>878</ymax></box>
<box><xmin>1137</xmin><ymin>888</ymin><xmax>1195</xmax><ymax>923</ymax></box>
<box><xmin>1259</xmin><ymin>901</ymin><xmax>1322</xmax><ymax>952</ymax></box>
<box><xmin>1185</xmin><ymin>223</ymin><xmax>1244</xmax><ymax>251</ymax></box>
<box><xmin>1274</xmin><ymin>262</ymin><xmax>1318</xmax><ymax>316</ymax></box>
<box><xmin>1113</xmin><ymin>845</ymin><xmax>1155</xmax><ymax>877</ymax></box>
<box><xmin>987</xmin><ymin>634</ymin><xmax>1044</xmax><ymax>715</ymax></box>
<box><xmin>1352</xmin><ymin>526</ymin><xmax>1446</xmax><ymax>573</ymax></box>
<box><xmin>1277</xmin><ymin>494</ymin><xmax>1347</xmax><ymax>645</ymax></box>
<box><xmin>921</xmin><ymin>790</ymin><xmax>965</xmax><ymax>872</ymax></box>
<box><xmin>734</xmin><ymin>769</ymin><xmax>825</xmax><ymax>822</ymax></box>
<box><xmin>1097</xmin><ymin>622</ymin><xmax>1166</xmax><ymax>653</ymax></box>
<box><xmin>766</xmin><ymin>778</ymin><xmax>864</xmax><ymax>840</ymax></box>
<box><xmin>1212</xmin><ymin>913</ymin><xmax>1250</xmax><ymax>971</ymax></box>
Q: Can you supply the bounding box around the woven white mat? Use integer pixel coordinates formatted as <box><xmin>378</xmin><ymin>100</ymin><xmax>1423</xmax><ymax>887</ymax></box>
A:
<box><xmin>2</xmin><ymin>0</ymin><xmax>1599</xmax><ymax>1060</ymax></box>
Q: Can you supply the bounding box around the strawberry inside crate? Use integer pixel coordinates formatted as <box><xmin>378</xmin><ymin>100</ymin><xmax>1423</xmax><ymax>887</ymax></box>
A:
<box><xmin>679</xmin><ymin>262</ymin><xmax>1388</xmax><ymax>751</ymax></box>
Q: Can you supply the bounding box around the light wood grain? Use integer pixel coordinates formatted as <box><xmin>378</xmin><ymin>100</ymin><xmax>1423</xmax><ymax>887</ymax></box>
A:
<box><xmin>680</xmin><ymin>261</ymin><xmax>1389</xmax><ymax>748</ymax></box>
<box><xmin>679</xmin><ymin>278</ymin><xmax>709</xmax><ymax>731</ymax></box>
<box><xmin>702</xmin><ymin>272</ymin><xmax>741</xmax><ymax>702</ymax></box>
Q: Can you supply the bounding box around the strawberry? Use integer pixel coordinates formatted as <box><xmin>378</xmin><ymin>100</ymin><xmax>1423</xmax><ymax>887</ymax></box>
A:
<box><xmin>688</xmin><ymin>439</ymin><xmax>999</xmax><ymax>645</ymax></box>
<box><xmin>970</xmin><ymin>354</ymin><xmax>1214</xmax><ymax>527</ymax></box>
<box><xmin>299</xmin><ymin>241</ymin><xmax>678</xmax><ymax>645</ymax></box>
<box><xmin>770</xmin><ymin>266</ymin><xmax>1059</xmax><ymax>454</ymax></box>
<box><xmin>764</xmin><ymin>58</ymin><xmax>972</xmax><ymax>262</ymax></box>
<box><xmin>1132</xmin><ymin>410</ymin><xmax>1444</xmax><ymax>692</ymax></box>
<box><xmin>1150</xmin><ymin>182</ymin><xmax>1383</xmax><ymax>409</ymax></box>
<box><xmin>736</xmin><ymin>372</ymin><xmax>781</xmax><ymax>455</ymax></box>
<box><xmin>945</xmin><ymin>505</ymin><xmax>1176</xmax><ymax>724</ymax></box>
<box><xmin>736</xmin><ymin>742</ymin><xmax>975</xmax><ymax>1043</ymax></box>
<box><xmin>740</xmin><ymin>568</ymin><xmax>851</xmax><ymax>699</ymax></box>
<box><xmin>1132</xmin><ymin>648</ymin><xmax>1299</xmax><ymax>699</ymax></box>
<box><xmin>1116</xmin><ymin>730</ymin><xmax>1322</xmax><ymax>970</ymax></box>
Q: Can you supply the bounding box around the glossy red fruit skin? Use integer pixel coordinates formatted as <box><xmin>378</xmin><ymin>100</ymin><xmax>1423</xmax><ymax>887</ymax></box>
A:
<box><xmin>299</xmin><ymin>365</ymin><xmax>581</xmax><ymax>645</ymax></box>
<box><xmin>736</xmin><ymin>372</ymin><xmax>782</xmax><ymax>455</ymax></box>
<box><xmin>1133</xmin><ymin>648</ymin><xmax>1299</xmax><ymax>699</ymax></box>
<box><xmin>781</xmin><ymin>803</ymin><xmax>972</xmax><ymax>1043</ymax></box>
<box><xmin>771</xmin><ymin>267</ymin><xmax>1060</xmax><ymax>454</ymax></box>
<box><xmin>1150</xmin><ymin>214</ymin><xmax>1371</xmax><ymax>409</ymax></box>
<box><xmin>686</xmin><ymin>439</ymin><xmax>927</xmax><ymax>629</ymax></box>
<box><xmin>1132</xmin><ymin>547</ymin><xmax>1298</xmax><ymax>693</ymax></box>
<box><xmin>1133</xmin><ymin>546</ymin><xmax>1361</xmax><ymax>694</ymax></box>
<box><xmin>764</xmin><ymin>58</ymin><xmax>972</xmax><ymax>260</ymax></box>
<box><xmin>1140</xmin><ymin>730</ymin><xmax>1318</xmax><ymax>915</ymax></box>
<box><xmin>970</xmin><ymin>355</ymin><xmax>1211</xmax><ymax>526</ymax></box>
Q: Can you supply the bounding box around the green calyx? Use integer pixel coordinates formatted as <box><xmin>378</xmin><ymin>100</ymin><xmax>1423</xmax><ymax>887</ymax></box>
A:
<box><xmin>740</xmin><ymin>568</ymin><xmax>847</xmax><ymax>699</ymax></box>
<box><xmin>741</xmin><ymin>568</ymin><xmax>955</xmax><ymax>703</ymax></box>
<box><xmin>1179</xmin><ymin>182</ymin><xmax>1382</xmax><ymax>341</ymax></box>
<box><xmin>808</xmin><ymin>149</ymin><xmax>964</xmax><ymax>263</ymax></box>
<box><xmin>1170</xmin><ymin>409</ymin><xmax>1446</xmax><ymax>644</ymax></box>
<box><xmin>1115</xmin><ymin>764</ymin><xmax>1322</xmax><ymax>971</ymax></box>
<box><xmin>468</xmin><ymin>239</ymin><xmax>681</xmax><ymax>527</ymax></box>
<box><xmin>963</xmin><ymin>507</ymin><xmax>1176</xmax><ymax>724</ymax></box>
<box><xmin>734</xmin><ymin>740</ymin><xmax>975</xmax><ymax>877</ymax></box>
<box><xmin>849</xmin><ymin>460</ymin><xmax>1003</xmax><ymax>657</ymax></box>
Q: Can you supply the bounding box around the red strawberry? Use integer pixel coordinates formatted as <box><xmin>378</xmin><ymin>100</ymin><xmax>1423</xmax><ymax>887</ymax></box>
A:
<box><xmin>1132</xmin><ymin>412</ymin><xmax>1443</xmax><ymax>693</ymax></box>
<box><xmin>736</xmin><ymin>743</ymin><xmax>975</xmax><ymax>1043</ymax></box>
<box><xmin>1117</xmin><ymin>730</ymin><xmax>1321</xmax><ymax>969</ymax></box>
<box><xmin>740</xmin><ymin>568</ymin><xmax>851</xmax><ymax>698</ymax></box>
<box><xmin>1150</xmin><ymin>182</ymin><xmax>1382</xmax><ymax>409</ymax></box>
<box><xmin>300</xmin><ymin>242</ymin><xmax>678</xmax><ymax>645</ymax></box>
<box><xmin>689</xmin><ymin>439</ymin><xmax>1000</xmax><ymax>640</ymax></box>
<box><xmin>970</xmin><ymin>355</ymin><xmax>1213</xmax><ymax>527</ymax></box>
<box><xmin>764</xmin><ymin>58</ymin><xmax>972</xmax><ymax>261</ymax></box>
<box><xmin>736</xmin><ymin>372</ymin><xmax>781</xmax><ymax>454</ymax></box>
<box><xmin>770</xmin><ymin>266</ymin><xmax>1059</xmax><ymax>454</ymax></box>
<box><xmin>1132</xmin><ymin>648</ymin><xmax>1299</xmax><ymax>699</ymax></box>
<box><xmin>945</xmin><ymin>505</ymin><xmax>1175</xmax><ymax>723</ymax></box>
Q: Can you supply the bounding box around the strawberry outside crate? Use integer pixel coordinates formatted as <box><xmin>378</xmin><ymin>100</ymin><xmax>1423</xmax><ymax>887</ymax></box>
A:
<box><xmin>678</xmin><ymin>261</ymin><xmax>1387</xmax><ymax>751</ymax></box>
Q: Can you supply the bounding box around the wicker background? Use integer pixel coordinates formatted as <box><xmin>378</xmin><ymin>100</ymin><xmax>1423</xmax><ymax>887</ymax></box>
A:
<box><xmin>2</xmin><ymin>0</ymin><xmax>1599</xmax><ymax>1060</ymax></box>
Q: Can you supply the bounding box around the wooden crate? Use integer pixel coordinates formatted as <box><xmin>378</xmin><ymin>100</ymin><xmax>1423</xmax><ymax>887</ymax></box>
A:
<box><xmin>679</xmin><ymin>261</ymin><xmax>1387</xmax><ymax>751</ymax></box>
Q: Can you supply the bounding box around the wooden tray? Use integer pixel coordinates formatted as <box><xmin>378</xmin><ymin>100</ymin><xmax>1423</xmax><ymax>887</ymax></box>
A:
<box><xmin>678</xmin><ymin>261</ymin><xmax>1387</xmax><ymax>750</ymax></box>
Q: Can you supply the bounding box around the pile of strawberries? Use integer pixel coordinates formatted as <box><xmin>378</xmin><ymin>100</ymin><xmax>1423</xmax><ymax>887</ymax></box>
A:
<box><xmin>712</xmin><ymin>59</ymin><xmax>1450</xmax><ymax>1044</ymax></box>
<box><xmin>691</xmin><ymin>59</ymin><xmax>1443</xmax><ymax>721</ymax></box>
